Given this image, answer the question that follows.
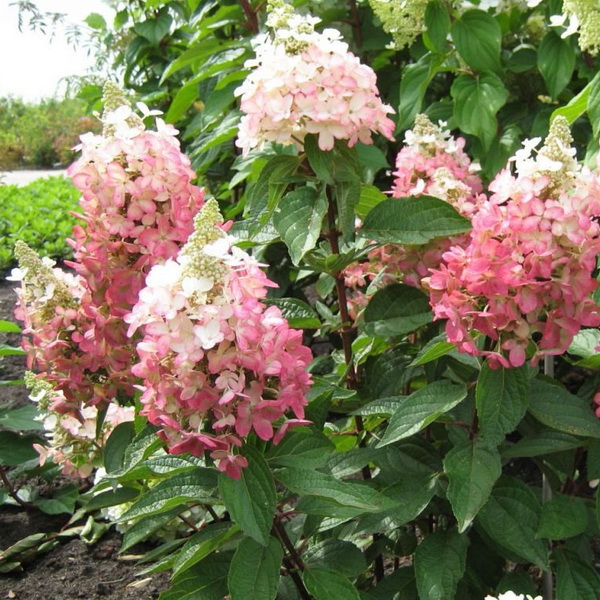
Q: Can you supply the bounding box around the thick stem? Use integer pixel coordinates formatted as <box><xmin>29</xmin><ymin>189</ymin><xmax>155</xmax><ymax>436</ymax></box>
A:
<box><xmin>239</xmin><ymin>0</ymin><xmax>259</xmax><ymax>35</ymax></box>
<box><xmin>0</xmin><ymin>464</ymin><xmax>34</xmax><ymax>510</ymax></box>
<box><xmin>273</xmin><ymin>520</ymin><xmax>311</xmax><ymax>600</ymax></box>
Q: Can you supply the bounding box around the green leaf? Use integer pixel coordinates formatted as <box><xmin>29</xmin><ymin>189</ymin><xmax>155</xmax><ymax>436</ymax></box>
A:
<box><xmin>363</xmin><ymin>283</ymin><xmax>433</xmax><ymax>338</ymax></box>
<box><xmin>551</xmin><ymin>82</ymin><xmax>591</xmax><ymax>125</ymax></box>
<box><xmin>228</xmin><ymin>536</ymin><xmax>282</xmax><ymax>600</ymax></box>
<box><xmin>219</xmin><ymin>446</ymin><xmax>276</xmax><ymax>546</ymax></box>
<box><xmin>134</xmin><ymin>12</ymin><xmax>172</xmax><ymax>45</ymax></box>
<box><xmin>35</xmin><ymin>484</ymin><xmax>78</xmax><ymax>515</ymax></box>
<box><xmin>451</xmin><ymin>9</ymin><xmax>501</xmax><ymax>72</ymax></box>
<box><xmin>245</xmin><ymin>155</ymin><xmax>300</xmax><ymax>233</ymax></box>
<box><xmin>355</xmin><ymin>185</ymin><xmax>387</xmax><ymax>219</ymax></box>
<box><xmin>165</xmin><ymin>80</ymin><xmax>199</xmax><ymax>124</ymax></box>
<box><xmin>86</xmin><ymin>487</ymin><xmax>140</xmax><ymax>511</ymax></box>
<box><xmin>451</xmin><ymin>72</ymin><xmax>508</xmax><ymax>150</ymax></box>
<box><xmin>275</xmin><ymin>467</ymin><xmax>397</xmax><ymax>513</ymax></box>
<box><xmin>369</xmin><ymin>567</ymin><xmax>417</xmax><ymax>600</ymax></box>
<box><xmin>303</xmin><ymin>136</ymin><xmax>360</xmax><ymax>185</ymax></box>
<box><xmin>0</xmin><ymin>320</ymin><xmax>20</xmax><ymax>333</ymax></box>
<box><xmin>528</xmin><ymin>379</ymin><xmax>600</xmax><ymax>438</ymax></box>
<box><xmin>335</xmin><ymin>176</ymin><xmax>361</xmax><ymax>241</ymax></box>
<box><xmin>359</xmin><ymin>196</ymin><xmax>471</xmax><ymax>245</ymax></box>
<box><xmin>304</xmin><ymin>539</ymin><xmax>366</xmax><ymax>577</ymax></box>
<box><xmin>538</xmin><ymin>31</ymin><xmax>575</xmax><ymax>99</ymax></box>
<box><xmin>555</xmin><ymin>549</ymin><xmax>600</xmax><ymax>599</ymax></box>
<box><xmin>0</xmin><ymin>431</ymin><xmax>39</xmax><ymax>465</ymax></box>
<box><xmin>303</xmin><ymin>567</ymin><xmax>360</xmax><ymax>600</ymax></box>
<box><xmin>377</xmin><ymin>381</ymin><xmax>468</xmax><ymax>448</ymax></box>
<box><xmin>568</xmin><ymin>329</ymin><xmax>600</xmax><ymax>368</ymax></box>
<box><xmin>398</xmin><ymin>54</ymin><xmax>444</xmax><ymax>131</ymax></box>
<box><xmin>502</xmin><ymin>430</ymin><xmax>583</xmax><ymax>458</ymax></box>
<box><xmin>160</xmin><ymin>551</ymin><xmax>233</xmax><ymax>600</ymax></box>
<box><xmin>103</xmin><ymin>421</ymin><xmax>136</xmax><ymax>473</ymax></box>
<box><xmin>588</xmin><ymin>72</ymin><xmax>600</xmax><ymax>138</ymax></box>
<box><xmin>84</xmin><ymin>12</ymin><xmax>106</xmax><ymax>30</ymax></box>
<box><xmin>264</xmin><ymin>298</ymin><xmax>320</xmax><ymax>329</ymax></box>
<box><xmin>537</xmin><ymin>495</ymin><xmax>588</xmax><ymax>540</ymax></box>
<box><xmin>476</xmin><ymin>363</ymin><xmax>530</xmax><ymax>445</ymax></box>
<box><xmin>356</xmin><ymin>473</ymin><xmax>438</xmax><ymax>534</ymax></box>
<box><xmin>121</xmin><ymin>468</ymin><xmax>218</xmax><ymax>520</ymax></box>
<box><xmin>356</xmin><ymin>144</ymin><xmax>389</xmax><ymax>183</ymax></box>
<box><xmin>273</xmin><ymin>187</ymin><xmax>328</xmax><ymax>265</ymax></box>
<box><xmin>476</xmin><ymin>477</ymin><xmax>548</xmax><ymax>569</ymax></box>
<box><xmin>0</xmin><ymin>344</ymin><xmax>26</xmax><ymax>356</ymax></box>
<box><xmin>444</xmin><ymin>439</ymin><xmax>502</xmax><ymax>533</ymax></box>
<box><xmin>425</xmin><ymin>0</ymin><xmax>450</xmax><ymax>52</ymax></box>
<box><xmin>173</xmin><ymin>523</ymin><xmax>240</xmax><ymax>577</ymax></box>
<box><xmin>267</xmin><ymin>429</ymin><xmax>334</xmax><ymax>469</ymax></box>
<box><xmin>409</xmin><ymin>334</ymin><xmax>456</xmax><ymax>367</ymax></box>
<box><xmin>121</xmin><ymin>507</ymin><xmax>182</xmax><ymax>553</ymax></box>
<box><xmin>414</xmin><ymin>529</ymin><xmax>468</xmax><ymax>600</ymax></box>
<box><xmin>0</xmin><ymin>405</ymin><xmax>43</xmax><ymax>431</ymax></box>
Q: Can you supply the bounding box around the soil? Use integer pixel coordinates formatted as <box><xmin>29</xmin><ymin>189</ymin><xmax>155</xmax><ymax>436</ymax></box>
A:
<box><xmin>0</xmin><ymin>275</ymin><xmax>171</xmax><ymax>599</ymax></box>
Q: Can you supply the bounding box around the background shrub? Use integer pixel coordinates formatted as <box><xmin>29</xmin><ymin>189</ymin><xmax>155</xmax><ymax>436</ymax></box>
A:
<box><xmin>0</xmin><ymin>176</ymin><xmax>80</xmax><ymax>270</ymax></box>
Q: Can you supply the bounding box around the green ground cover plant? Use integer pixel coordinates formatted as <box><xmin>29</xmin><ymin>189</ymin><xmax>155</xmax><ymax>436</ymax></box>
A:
<box><xmin>0</xmin><ymin>177</ymin><xmax>80</xmax><ymax>270</ymax></box>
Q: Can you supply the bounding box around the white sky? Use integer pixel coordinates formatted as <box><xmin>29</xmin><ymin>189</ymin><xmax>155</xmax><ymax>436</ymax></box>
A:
<box><xmin>0</xmin><ymin>0</ymin><xmax>114</xmax><ymax>101</ymax></box>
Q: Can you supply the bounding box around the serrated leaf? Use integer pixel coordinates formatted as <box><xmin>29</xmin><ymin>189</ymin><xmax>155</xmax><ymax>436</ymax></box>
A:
<box><xmin>377</xmin><ymin>381</ymin><xmax>467</xmax><ymax>448</ymax></box>
<box><xmin>0</xmin><ymin>405</ymin><xmax>43</xmax><ymax>431</ymax></box>
<box><xmin>304</xmin><ymin>539</ymin><xmax>366</xmax><ymax>577</ymax></box>
<box><xmin>355</xmin><ymin>185</ymin><xmax>387</xmax><ymax>219</ymax></box>
<box><xmin>568</xmin><ymin>329</ymin><xmax>600</xmax><ymax>367</ymax></box>
<box><xmin>121</xmin><ymin>507</ymin><xmax>182</xmax><ymax>552</ymax></box>
<box><xmin>275</xmin><ymin>467</ymin><xmax>397</xmax><ymax>513</ymax></box>
<box><xmin>173</xmin><ymin>523</ymin><xmax>240</xmax><ymax>577</ymax></box>
<box><xmin>228</xmin><ymin>536</ymin><xmax>282</xmax><ymax>600</ymax></box>
<box><xmin>363</xmin><ymin>283</ymin><xmax>432</xmax><ymax>338</ymax></box>
<box><xmin>537</xmin><ymin>495</ymin><xmax>588</xmax><ymax>540</ymax></box>
<box><xmin>134</xmin><ymin>12</ymin><xmax>172</xmax><ymax>45</ymax></box>
<box><xmin>502</xmin><ymin>430</ymin><xmax>583</xmax><ymax>459</ymax></box>
<box><xmin>528</xmin><ymin>379</ymin><xmax>600</xmax><ymax>438</ymax></box>
<box><xmin>121</xmin><ymin>468</ymin><xmax>218</xmax><ymax>521</ymax></box>
<box><xmin>264</xmin><ymin>298</ymin><xmax>320</xmax><ymax>329</ymax></box>
<box><xmin>110</xmin><ymin>424</ymin><xmax>162</xmax><ymax>477</ymax></box>
<box><xmin>160</xmin><ymin>551</ymin><xmax>233</xmax><ymax>600</ymax></box>
<box><xmin>476</xmin><ymin>363</ymin><xmax>530</xmax><ymax>445</ymax></box>
<box><xmin>35</xmin><ymin>484</ymin><xmax>78</xmax><ymax>515</ymax></box>
<box><xmin>219</xmin><ymin>447</ymin><xmax>276</xmax><ymax>546</ymax></box>
<box><xmin>359</xmin><ymin>196</ymin><xmax>471</xmax><ymax>245</ymax></box>
<box><xmin>414</xmin><ymin>529</ymin><xmax>468</xmax><ymax>600</ymax></box>
<box><xmin>538</xmin><ymin>31</ymin><xmax>575</xmax><ymax>99</ymax></box>
<box><xmin>369</xmin><ymin>567</ymin><xmax>417</xmax><ymax>600</ymax></box>
<box><xmin>444</xmin><ymin>439</ymin><xmax>502</xmax><ymax>532</ymax></box>
<box><xmin>451</xmin><ymin>9</ymin><xmax>501</xmax><ymax>72</ymax></box>
<box><xmin>555</xmin><ymin>549</ymin><xmax>600</xmax><ymax>599</ymax></box>
<box><xmin>267</xmin><ymin>429</ymin><xmax>334</xmax><ymax>469</ymax></box>
<box><xmin>245</xmin><ymin>155</ymin><xmax>300</xmax><ymax>233</ymax></box>
<box><xmin>303</xmin><ymin>567</ymin><xmax>360</xmax><ymax>600</ymax></box>
<box><xmin>0</xmin><ymin>431</ymin><xmax>39</xmax><ymax>465</ymax></box>
<box><xmin>451</xmin><ymin>72</ymin><xmax>508</xmax><ymax>150</ymax></box>
<box><xmin>273</xmin><ymin>187</ymin><xmax>328</xmax><ymax>265</ymax></box>
<box><xmin>409</xmin><ymin>334</ymin><xmax>455</xmax><ymax>367</ymax></box>
<box><xmin>0</xmin><ymin>344</ymin><xmax>26</xmax><ymax>356</ymax></box>
<box><xmin>476</xmin><ymin>477</ymin><xmax>548</xmax><ymax>569</ymax></box>
<box><xmin>144</xmin><ymin>455</ymin><xmax>205</xmax><ymax>476</ymax></box>
<box><xmin>86</xmin><ymin>487</ymin><xmax>140</xmax><ymax>511</ymax></box>
<box><xmin>356</xmin><ymin>473</ymin><xmax>438</xmax><ymax>534</ymax></box>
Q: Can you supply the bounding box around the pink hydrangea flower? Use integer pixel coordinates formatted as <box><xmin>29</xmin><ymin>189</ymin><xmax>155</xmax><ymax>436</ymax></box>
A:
<box><xmin>235</xmin><ymin>3</ymin><xmax>395</xmax><ymax>154</ymax></box>
<box><xmin>427</xmin><ymin>117</ymin><xmax>600</xmax><ymax>368</ymax></box>
<box><xmin>127</xmin><ymin>199</ymin><xmax>313</xmax><ymax>478</ymax></box>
